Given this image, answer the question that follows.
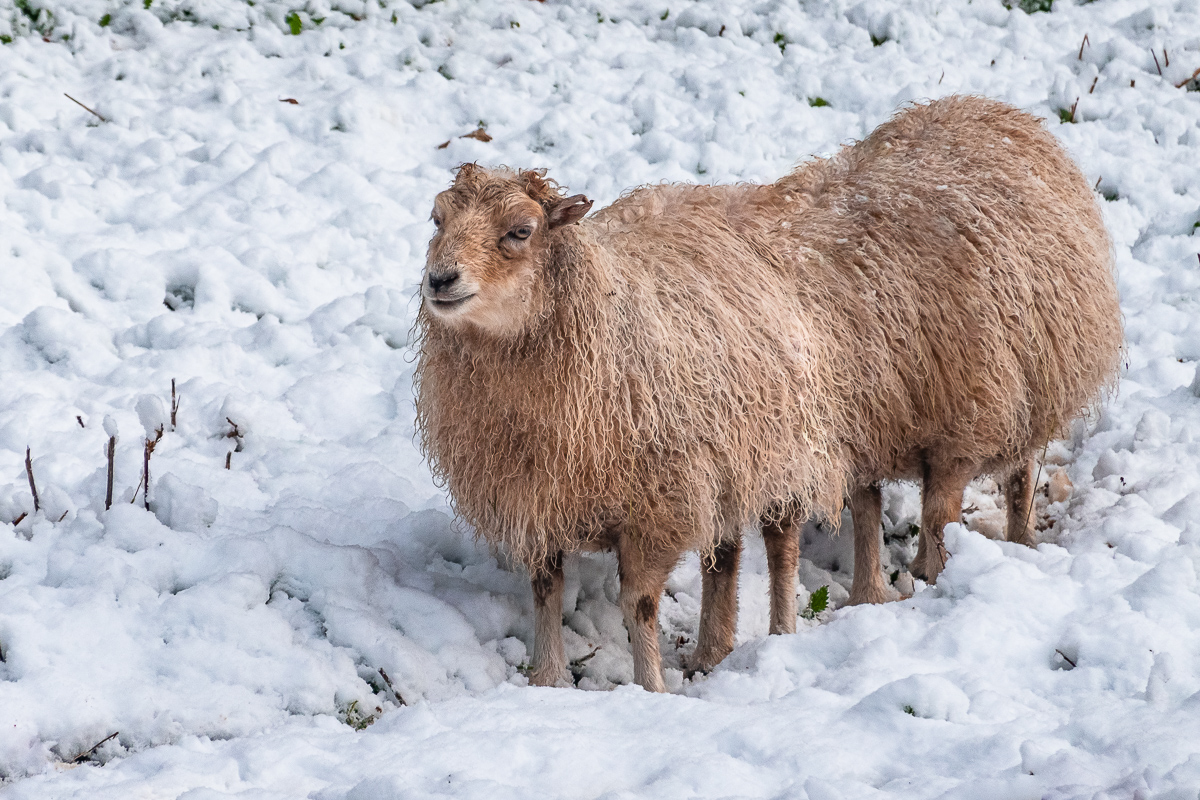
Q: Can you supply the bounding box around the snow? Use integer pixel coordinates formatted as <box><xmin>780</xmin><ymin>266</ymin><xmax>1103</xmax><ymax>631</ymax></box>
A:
<box><xmin>1</xmin><ymin>0</ymin><xmax>1199</xmax><ymax>796</ymax></box>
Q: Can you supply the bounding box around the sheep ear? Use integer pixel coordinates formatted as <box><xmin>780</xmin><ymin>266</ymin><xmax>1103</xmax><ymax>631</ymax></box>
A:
<box><xmin>547</xmin><ymin>194</ymin><xmax>593</xmax><ymax>229</ymax></box>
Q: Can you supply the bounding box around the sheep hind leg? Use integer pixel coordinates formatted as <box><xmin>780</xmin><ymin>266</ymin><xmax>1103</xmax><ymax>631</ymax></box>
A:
<box><xmin>762</xmin><ymin>506</ymin><xmax>799</xmax><ymax>634</ymax></box>
<box><xmin>529</xmin><ymin>550</ymin><xmax>569</xmax><ymax>687</ymax></box>
<box><xmin>617</xmin><ymin>535</ymin><xmax>678</xmax><ymax>693</ymax></box>
<box><xmin>848</xmin><ymin>483</ymin><xmax>889</xmax><ymax>605</ymax></box>
<box><xmin>915</xmin><ymin>462</ymin><xmax>972</xmax><ymax>584</ymax></box>
<box><xmin>690</xmin><ymin>537</ymin><xmax>741</xmax><ymax>673</ymax></box>
<box><xmin>1005</xmin><ymin>456</ymin><xmax>1038</xmax><ymax>548</ymax></box>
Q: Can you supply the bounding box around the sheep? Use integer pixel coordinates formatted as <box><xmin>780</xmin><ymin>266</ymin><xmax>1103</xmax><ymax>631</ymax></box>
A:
<box><xmin>413</xmin><ymin>95</ymin><xmax>1123</xmax><ymax>690</ymax></box>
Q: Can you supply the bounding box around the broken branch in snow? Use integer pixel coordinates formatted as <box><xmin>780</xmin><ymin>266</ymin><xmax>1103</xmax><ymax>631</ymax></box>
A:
<box><xmin>64</xmin><ymin>93</ymin><xmax>107</xmax><ymax>123</ymax></box>
<box><xmin>141</xmin><ymin>427</ymin><xmax>163</xmax><ymax>511</ymax></box>
<box><xmin>377</xmin><ymin>667</ymin><xmax>406</xmax><ymax>706</ymax></box>
<box><xmin>105</xmin><ymin>435</ymin><xmax>116</xmax><ymax>511</ymax></box>
<box><xmin>73</xmin><ymin>732</ymin><xmax>119</xmax><ymax>763</ymax></box>
<box><xmin>25</xmin><ymin>447</ymin><xmax>40</xmax><ymax>513</ymax></box>
<box><xmin>225</xmin><ymin>417</ymin><xmax>244</xmax><ymax>452</ymax></box>
<box><xmin>1176</xmin><ymin>67</ymin><xmax>1200</xmax><ymax>89</ymax></box>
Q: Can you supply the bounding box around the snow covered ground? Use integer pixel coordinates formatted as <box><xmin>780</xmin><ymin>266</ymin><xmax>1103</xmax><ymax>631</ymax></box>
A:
<box><xmin>1</xmin><ymin>0</ymin><xmax>1199</xmax><ymax>795</ymax></box>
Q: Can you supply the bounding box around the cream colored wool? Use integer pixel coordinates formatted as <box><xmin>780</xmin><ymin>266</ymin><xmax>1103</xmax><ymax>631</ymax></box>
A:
<box><xmin>413</xmin><ymin>96</ymin><xmax>1123</xmax><ymax>688</ymax></box>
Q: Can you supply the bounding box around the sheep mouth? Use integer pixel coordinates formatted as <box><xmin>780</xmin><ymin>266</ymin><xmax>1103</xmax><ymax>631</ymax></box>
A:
<box><xmin>428</xmin><ymin>294</ymin><xmax>476</xmax><ymax>312</ymax></box>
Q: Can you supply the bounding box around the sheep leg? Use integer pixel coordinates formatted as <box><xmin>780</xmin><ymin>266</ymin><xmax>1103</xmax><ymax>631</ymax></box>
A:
<box><xmin>529</xmin><ymin>550</ymin><xmax>569</xmax><ymax>687</ymax></box>
<box><xmin>1005</xmin><ymin>456</ymin><xmax>1038</xmax><ymax>547</ymax></box>
<box><xmin>762</xmin><ymin>508</ymin><xmax>799</xmax><ymax>634</ymax></box>
<box><xmin>617</xmin><ymin>536</ymin><xmax>677</xmax><ymax>693</ymax></box>
<box><xmin>691</xmin><ymin>537</ymin><xmax>742</xmax><ymax>672</ymax></box>
<box><xmin>848</xmin><ymin>483</ymin><xmax>889</xmax><ymax>605</ymax></box>
<box><xmin>916</xmin><ymin>463</ymin><xmax>971</xmax><ymax>583</ymax></box>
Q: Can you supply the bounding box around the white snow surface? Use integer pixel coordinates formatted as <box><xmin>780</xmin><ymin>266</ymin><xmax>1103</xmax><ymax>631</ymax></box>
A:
<box><xmin>1</xmin><ymin>0</ymin><xmax>1200</xmax><ymax>796</ymax></box>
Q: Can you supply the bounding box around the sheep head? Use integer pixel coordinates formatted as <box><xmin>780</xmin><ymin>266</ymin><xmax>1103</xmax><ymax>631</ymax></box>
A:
<box><xmin>422</xmin><ymin>164</ymin><xmax>592</xmax><ymax>338</ymax></box>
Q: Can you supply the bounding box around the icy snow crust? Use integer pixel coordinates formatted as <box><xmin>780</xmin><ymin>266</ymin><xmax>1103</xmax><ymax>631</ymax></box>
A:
<box><xmin>1</xmin><ymin>0</ymin><xmax>1199</xmax><ymax>795</ymax></box>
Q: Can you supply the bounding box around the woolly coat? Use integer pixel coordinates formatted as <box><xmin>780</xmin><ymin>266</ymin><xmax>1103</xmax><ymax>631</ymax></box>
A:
<box><xmin>414</xmin><ymin>96</ymin><xmax>1122</xmax><ymax>570</ymax></box>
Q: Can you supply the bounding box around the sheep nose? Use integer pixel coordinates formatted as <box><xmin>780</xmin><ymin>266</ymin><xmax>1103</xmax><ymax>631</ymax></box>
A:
<box><xmin>427</xmin><ymin>270</ymin><xmax>460</xmax><ymax>293</ymax></box>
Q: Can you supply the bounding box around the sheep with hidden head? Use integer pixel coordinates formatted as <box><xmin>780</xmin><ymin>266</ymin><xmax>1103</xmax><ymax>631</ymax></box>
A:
<box><xmin>413</xmin><ymin>95</ymin><xmax>1123</xmax><ymax>690</ymax></box>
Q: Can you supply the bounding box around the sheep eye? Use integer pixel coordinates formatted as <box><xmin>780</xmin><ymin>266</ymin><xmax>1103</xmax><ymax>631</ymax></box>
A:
<box><xmin>431</xmin><ymin>214</ymin><xmax>443</xmax><ymax>228</ymax></box>
<box><xmin>509</xmin><ymin>226</ymin><xmax>532</xmax><ymax>240</ymax></box>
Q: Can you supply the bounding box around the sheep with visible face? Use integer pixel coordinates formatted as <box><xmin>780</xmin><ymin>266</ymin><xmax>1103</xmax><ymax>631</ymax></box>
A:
<box><xmin>414</xmin><ymin>96</ymin><xmax>1123</xmax><ymax>690</ymax></box>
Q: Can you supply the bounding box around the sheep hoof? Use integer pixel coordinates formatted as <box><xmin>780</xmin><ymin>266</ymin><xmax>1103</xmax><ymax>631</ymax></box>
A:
<box><xmin>847</xmin><ymin>584</ymin><xmax>892</xmax><ymax>606</ymax></box>
<box><xmin>687</xmin><ymin>646</ymin><xmax>731</xmax><ymax>675</ymax></box>
<box><xmin>528</xmin><ymin>668</ymin><xmax>571</xmax><ymax>688</ymax></box>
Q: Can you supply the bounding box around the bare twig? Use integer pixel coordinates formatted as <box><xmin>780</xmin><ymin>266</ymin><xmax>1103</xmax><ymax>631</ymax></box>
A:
<box><xmin>377</xmin><ymin>667</ymin><xmax>406</xmax><ymax>706</ymax></box>
<box><xmin>1077</xmin><ymin>33</ymin><xmax>1089</xmax><ymax>60</ymax></box>
<box><xmin>1089</xmin><ymin>76</ymin><xmax>1098</xmax><ymax>93</ymax></box>
<box><xmin>25</xmin><ymin>448</ymin><xmax>40</xmax><ymax>513</ymax></box>
<box><xmin>225</xmin><ymin>452</ymin><xmax>232</xmax><ymax>470</ymax></box>
<box><xmin>1055</xmin><ymin>649</ymin><xmax>1077</xmax><ymax>668</ymax></box>
<box><xmin>64</xmin><ymin>94</ymin><xmax>107</xmax><ymax>123</ymax></box>
<box><xmin>1176</xmin><ymin>67</ymin><xmax>1200</xmax><ymax>89</ymax></box>
<box><xmin>225</xmin><ymin>418</ymin><xmax>244</xmax><ymax>452</ymax></box>
<box><xmin>12</xmin><ymin>512</ymin><xmax>26</xmax><ymax>526</ymax></box>
<box><xmin>1068</xmin><ymin>97</ymin><xmax>1079</xmax><ymax>123</ymax></box>
<box><xmin>76</xmin><ymin>415</ymin><xmax>85</xmax><ymax>428</ymax></box>
<box><xmin>73</xmin><ymin>732</ymin><xmax>119</xmax><ymax>763</ymax></box>
<box><xmin>141</xmin><ymin>427</ymin><xmax>163</xmax><ymax>511</ymax></box>
<box><xmin>1164</xmin><ymin>48</ymin><xmax>1169</xmax><ymax>68</ymax></box>
<box><xmin>1022</xmin><ymin>441</ymin><xmax>1050</xmax><ymax>540</ymax></box>
<box><xmin>105</xmin><ymin>435</ymin><xmax>116</xmax><ymax>510</ymax></box>
<box><xmin>1152</xmin><ymin>49</ymin><xmax>1162</xmax><ymax>76</ymax></box>
<box><xmin>170</xmin><ymin>379</ymin><xmax>179</xmax><ymax>430</ymax></box>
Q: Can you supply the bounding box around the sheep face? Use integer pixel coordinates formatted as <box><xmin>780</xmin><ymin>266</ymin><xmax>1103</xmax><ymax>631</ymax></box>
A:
<box><xmin>422</xmin><ymin>166</ymin><xmax>592</xmax><ymax>338</ymax></box>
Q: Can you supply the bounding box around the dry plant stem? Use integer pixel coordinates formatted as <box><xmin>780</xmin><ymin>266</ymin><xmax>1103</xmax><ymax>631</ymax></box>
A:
<box><xmin>141</xmin><ymin>426</ymin><xmax>163</xmax><ymax>511</ymax></box>
<box><xmin>1078</xmin><ymin>33</ymin><xmax>1089</xmax><ymax>60</ymax></box>
<box><xmin>105</xmin><ymin>436</ymin><xmax>116</xmax><ymax>510</ymax></box>
<box><xmin>25</xmin><ymin>447</ymin><xmax>40</xmax><ymax>513</ymax></box>
<box><xmin>73</xmin><ymin>732</ymin><xmax>118</xmax><ymax>763</ymax></box>
<box><xmin>170</xmin><ymin>379</ymin><xmax>179</xmax><ymax>430</ymax></box>
<box><xmin>377</xmin><ymin>668</ymin><xmax>405</xmax><ymax>705</ymax></box>
<box><xmin>1089</xmin><ymin>76</ymin><xmax>1098</xmax><ymax>93</ymax></box>
<box><xmin>64</xmin><ymin>93</ymin><xmax>107</xmax><ymax>123</ymax></box>
<box><xmin>1056</xmin><ymin>649</ymin><xmax>1077</xmax><ymax>668</ymax></box>
<box><xmin>76</xmin><ymin>415</ymin><xmax>85</xmax><ymax>428</ymax></box>
<box><xmin>225</xmin><ymin>452</ymin><xmax>232</xmax><ymax>470</ymax></box>
<box><xmin>1177</xmin><ymin>68</ymin><xmax>1200</xmax><ymax>89</ymax></box>
<box><xmin>1152</xmin><ymin>49</ymin><xmax>1162</xmax><ymax>76</ymax></box>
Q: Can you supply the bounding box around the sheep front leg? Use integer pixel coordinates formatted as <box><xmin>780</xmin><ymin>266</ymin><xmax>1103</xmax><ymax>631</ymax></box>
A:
<box><xmin>529</xmin><ymin>550</ymin><xmax>569</xmax><ymax>687</ymax></box>
<box><xmin>691</xmin><ymin>537</ymin><xmax>741</xmax><ymax>672</ymax></box>
<box><xmin>1004</xmin><ymin>456</ymin><xmax>1037</xmax><ymax>547</ymax></box>
<box><xmin>916</xmin><ymin>462</ymin><xmax>971</xmax><ymax>583</ymax></box>
<box><xmin>848</xmin><ymin>483</ymin><xmax>889</xmax><ymax>605</ymax></box>
<box><xmin>617</xmin><ymin>535</ymin><xmax>677</xmax><ymax>693</ymax></box>
<box><xmin>762</xmin><ymin>509</ymin><xmax>799</xmax><ymax>634</ymax></box>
